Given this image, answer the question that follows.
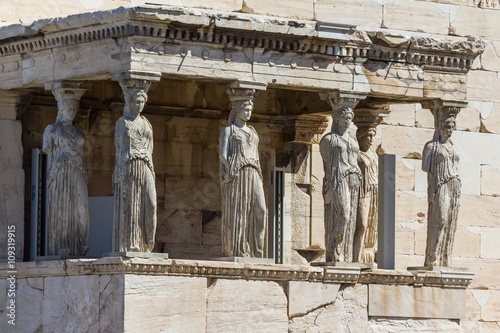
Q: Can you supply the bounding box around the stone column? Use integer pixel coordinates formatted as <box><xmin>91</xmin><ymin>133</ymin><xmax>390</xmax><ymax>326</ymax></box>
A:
<box><xmin>0</xmin><ymin>91</ymin><xmax>32</xmax><ymax>261</ymax></box>
<box><xmin>319</xmin><ymin>91</ymin><xmax>366</xmax><ymax>263</ymax></box>
<box><xmin>352</xmin><ymin>106</ymin><xmax>389</xmax><ymax>264</ymax></box>
<box><xmin>219</xmin><ymin>80</ymin><xmax>268</xmax><ymax>259</ymax></box>
<box><xmin>421</xmin><ymin>100</ymin><xmax>466</xmax><ymax>268</ymax></box>
<box><xmin>43</xmin><ymin>81</ymin><xmax>91</xmax><ymax>256</ymax></box>
<box><xmin>111</xmin><ymin>71</ymin><xmax>161</xmax><ymax>253</ymax></box>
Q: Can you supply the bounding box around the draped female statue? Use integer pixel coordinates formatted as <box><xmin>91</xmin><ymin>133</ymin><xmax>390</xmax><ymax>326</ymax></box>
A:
<box><xmin>422</xmin><ymin>107</ymin><xmax>461</xmax><ymax>267</ymax></box>
<box><xmin>320</xmin><ymin>103</ymin><xmax>361</xmax><ymax>263</ymax></box>
<box><xmin>219</xmin><ymin>88</ymin><xmax>266</xmax><ymax>258</ymax></box>
<box><xmin>353</xmin><ymin>126</ymin><xmax>378</xmax><ymax>263</ymax></box>
<box><xmin>43</xmin><ymin>88</ymin><xmax>89</xmax><ymax>256</ymax></box>
<box><xmin>113</xmin><ymin>79</ymin><xmax>157</xmax><ymax>253</ymax></box>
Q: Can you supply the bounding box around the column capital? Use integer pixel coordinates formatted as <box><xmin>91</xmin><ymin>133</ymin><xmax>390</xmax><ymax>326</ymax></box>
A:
<box><xmin>44</xmin><ymin>80</ymin><xmax>92</xmax><ymax>102</ymax></box>
<box><xmin>112</xmin><ymin>71</ymin><xmax>161</xmax><ymax>97</ymax></box>
<box><xmin>425</xmin><ymin>99</ymin><xmax>467</xmax><ymax>129</ymax></box>
<box><xmin>226</xmin><ymin>80</ymin><xmax>267</xmax><ymax>103</ymax></box>
<box><xmin>353</xmin><ymin>105</ymin><xmax>390</xmax><ymax>129</ymax></box>
<box><xmin>320</xmin><ymin>90</ymin><xmax>367</xmax><ymax>113</ymax></box>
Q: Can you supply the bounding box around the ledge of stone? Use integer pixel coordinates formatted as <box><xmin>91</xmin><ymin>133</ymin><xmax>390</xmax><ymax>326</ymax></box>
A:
<box><xmin>0</xmin><ymin>259</ymin><xmax>474</xmax><ymax>288</ymax></box>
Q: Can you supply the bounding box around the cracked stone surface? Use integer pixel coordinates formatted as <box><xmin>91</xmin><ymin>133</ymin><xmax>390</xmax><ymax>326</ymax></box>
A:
<box><xmin>288</xmin><ymin>284</ymin><xmax>368</xmax><ymax>333</ymax></box>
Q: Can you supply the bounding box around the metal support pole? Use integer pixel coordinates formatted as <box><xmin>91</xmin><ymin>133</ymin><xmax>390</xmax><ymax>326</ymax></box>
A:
<box><xmin>378</xmin><ymin>154</ymin><xmax>395</xmax><ymax>269</ymax></box>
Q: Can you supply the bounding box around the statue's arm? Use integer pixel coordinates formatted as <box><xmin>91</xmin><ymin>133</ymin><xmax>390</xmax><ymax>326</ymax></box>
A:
<box><xmin>219</xmin><ymin>127</ymin><xmax>230</xmax><ymax>168</ymax></box>
<box><xmin>422</xmin><ymin>142</ymin><xmax>432</xmax><ymax>174</ymax></box>
<box><xmin>42</xmin><ymin>125</ymin><xmax>54</xmax><ymax>154</ymax></box>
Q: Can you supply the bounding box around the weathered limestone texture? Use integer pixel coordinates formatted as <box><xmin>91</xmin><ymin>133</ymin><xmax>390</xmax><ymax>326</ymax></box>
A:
<box><xmin>422</xmin><ymin>102</ymin><xmax>463</xmax><ymax>267</ymax></box>
<box><xmin>43</xmin><ymin>81</ymin><xmax>90</xmax><ymax>256</ymax></box>
<box><xmin>320</xmin><ymin>93</ymin><xmax>363</xmax><ymax>262</ymax></box>
<box><xmin>288</xmin><ymin>281</ymin><xmax>340</xmax><ymax>317</ymax></box>
<box><xmin>113</xmin><ymin>72</ymin><xmax>160</xmax><ymax>252</ymax></box>
<box><xmin>43</xmin><ymin>275</ymin><xmax>100</xmax><ymax>332</ymax></box>
<box><xmin>289</xmin><ymin>284</ymin><xmax>368</xmax><ymax>333</ymax></box>
<box><xmin>206</xmin><ymin>279</ymin><xmax>288</xmax><ymax>333</ymax></box>
<box><xmin>219</xmin><ymin>81</ymin><xmax>267</xmax><ymax>258</ymax></box>
<box><xmin>124</xmin><ymin>275</ymin><xmax>207</xmax><ymax>332</ymax></box>
<box><xmin>369</xmin><ymin>284</ymin><xmax>466</xmax><ymax>319</ymax></box>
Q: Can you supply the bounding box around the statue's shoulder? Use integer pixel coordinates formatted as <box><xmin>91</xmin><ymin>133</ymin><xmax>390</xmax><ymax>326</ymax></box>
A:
<box><xmin>43</xmin><ymin>123</ymin><xmax>55</xmax><ymax>136</ymax></box>
<box><xmin>141</xmin><ymin>115</ymin><xmax>152</xmax><ymax>127</ymax></box>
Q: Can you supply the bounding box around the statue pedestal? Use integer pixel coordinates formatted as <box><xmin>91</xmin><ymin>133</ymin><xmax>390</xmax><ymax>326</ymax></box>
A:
<box><xmin>37</xmin><ymin>255</ymin><xmax>96</xmax><ymax>261</ymax></box>
<box><xmin>215</xmin><ymin>257</ymin><xmax>274</xmax><ymax>264</ymax></box>
<box><xmin>103</xmin><ymin>252</ymin><xmax>169</xmax><ymax>259</ymax></box>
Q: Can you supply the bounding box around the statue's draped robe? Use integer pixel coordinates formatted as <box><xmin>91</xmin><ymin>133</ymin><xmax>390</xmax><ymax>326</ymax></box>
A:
<box><xmin>320</xmin><ymin>132</ymin><xmax>361</xmax><ymax>262</ymax></box>
<box><xmin>43</xmin><ymin>122</ymin><xmax>89</xmax><ymax>256</ymax></box>
<box><xmin>354</xmin><ymin>149</ymin><xmax>378</xmax><ymax>263</ymax></box>
<box><xmin>219</xmin><ymin>124</ymin><xmax>266</xmax><ymax>258</ymax></box>
<box><xmin>113</xmin><ymin>115</ymin><xmax>156</xmax><ymax>252</ymax></box>
<box><xmin>422</xmin><ymin>139</ymin><xmax>461</xmax><ymax>267</ymax></box>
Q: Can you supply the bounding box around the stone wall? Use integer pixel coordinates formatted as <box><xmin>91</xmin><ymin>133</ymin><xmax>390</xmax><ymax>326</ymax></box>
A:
<box><xmin>0</xmin><ymin>258</ymin><xmax>486</xmax><ymax>332</ymax></box>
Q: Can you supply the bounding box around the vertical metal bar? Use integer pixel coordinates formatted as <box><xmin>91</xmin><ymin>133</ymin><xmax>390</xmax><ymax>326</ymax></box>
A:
<box><xmin>30</xmin><ymin>149</ymin><xmax>40</xmax><ymax>261</ymax></box>
<box><xmin>268</xmin><ymin>170</ymin><xmax>276</xmax><ymax>261</ymax></box>
<box><xmin>378</xmin><ymin>154</ymin><xmax>396</xmax><ymax>269</ymax></box>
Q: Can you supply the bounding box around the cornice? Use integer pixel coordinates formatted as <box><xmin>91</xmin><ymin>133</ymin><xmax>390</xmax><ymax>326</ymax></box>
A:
<box><xmin>0</xmin><ymin>6</ymin><xmax>484</xmax><ymax>75</ymax></box>
<box><xmin>0</xmin><ymin>258</ymin><xmax>474</xmax><ymax>288</ymax></box>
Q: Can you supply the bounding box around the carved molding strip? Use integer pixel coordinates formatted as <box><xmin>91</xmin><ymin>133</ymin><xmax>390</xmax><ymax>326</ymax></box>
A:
<box><xmin>0</xmin><ymin>7</ymin><xmax>484</xmax><ymax>74</ymax></box>
<box><xmin>0</xmin><ymin>259</ymin><xmax>474</xmax><ymax>288</ymax></box>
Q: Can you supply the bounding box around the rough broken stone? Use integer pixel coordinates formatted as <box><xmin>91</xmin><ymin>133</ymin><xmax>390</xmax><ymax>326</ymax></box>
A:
<box><xmin>288</xmin><ymin>281</ymin><xmax>340</xmax><ymax>317</ymax></box>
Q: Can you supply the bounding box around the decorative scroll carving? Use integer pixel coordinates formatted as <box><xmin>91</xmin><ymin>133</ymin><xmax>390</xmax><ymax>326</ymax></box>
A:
<box><xmin>219</xmin><ymin>81</ymin><xmax>267</xmax><ymax>258</ymax></box>
<box><xmin>422</xmin><ymin>100</ymin><xmax>465</xmax><ymax>267</ymax></box>
<box><xmin>42</xmin><ymin>81</ymin><xmax>91</xmax><ymax>256</ymax></box>
<box><xmin>112</xmin><ymin>71</ymin><xmax>161</xmax><ymax>253</ymax></box>
<box><xmin>319</xmin><ymin>91</ymin><xmax>365</xmax><ymax>263</ymax></box>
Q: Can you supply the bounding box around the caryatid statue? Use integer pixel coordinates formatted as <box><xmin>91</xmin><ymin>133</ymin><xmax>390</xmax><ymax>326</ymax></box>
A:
<box><xmin>219</xmin><ymin>82</ymin><xmax>267</xmax><ymax>258</ymax></box>
<box><xmin>422</xmin><ymin>101</ymin><xmax>463</xmax><ymax>267</ymax></box>
<box><xmin>320</xmin><ymin>93</ymin><xmax>364</xmax><ymax>263</ymax></box>
<box><xmin>113</xmin><ymin>74</ymin><xmax>159</xmax><ymax>253</ymax></box>
<box><xmin>43</xmin><ymin>81</ymin><xmax>90</xmax><ymax>256</ymax></box>
<box><xmin>353</xmin><ymin>114</ymin><xmax>383</xmax><ymax>263</ymax></box>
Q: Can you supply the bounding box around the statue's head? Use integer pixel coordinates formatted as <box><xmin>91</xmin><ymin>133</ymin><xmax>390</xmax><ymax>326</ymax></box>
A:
<box><xmin>432</xmin><ymin>105</ymin><xmax>459</xmax><ymax>141</ymax></box>
<box><xmin>332</xmin><ymin>106</ymin><xmax>354</xmax><ymax>132</ymax></box>
<box><xmin>227</xmin><ymin>88</ymin><xmax>257</xmax><ymax>125</ymax></box>
<box><xmin>356</xmin><ymin>126</ymin><xmax>377</xmax><ymax>152</ymax></box>
<box><xmin>124</xmin><ymin>89</ymin><xmax>148</xmax><ymax>115</ymax></box>
<box><xmin>54</xmin><ymin>88</ymin><xmax>84</xmax><ymax>123</ymax></box>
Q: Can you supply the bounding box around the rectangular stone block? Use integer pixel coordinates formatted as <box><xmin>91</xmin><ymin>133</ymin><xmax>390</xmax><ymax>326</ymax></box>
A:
<box><xmin>481</xmin><ymin>102</ymin><xmax>500</xmax><ymax>134</ymax></box>
<box><xmin>42</xmin><ymin>275</ymin><xmax>100</xmax><ymax>333</ymax></box>
<box><xmin>99</xmin><ymin>275</ymin><xmax>124</xmax><ymax>333</ymax></box>
<box><xmin>242</xmin><ymin>0</ymin><xmax>314</xmax><ymax>20</ymax></box>
<box><xmin>460</xmin><ymin>162</ymin><xmax>481</xmax><ymax>196</ymax></box>
<box><xmin>315</xmin><ymin>0</ymin><xmax>382</xmax><ymax>27</ymax></box>
<box><xmin>288</xmin><ymin>281</ymin><xmax>340</xmax><ymax>317</ymax></box>
<box><xmin>369</xmin><ymin>284</ymin><xmax>466</xmax><ymax>319</ymax></box>
<box><xmin>458</xmin><ymin>194</ymin><xmax>500</xmax><ymax>228</ymax></box>
<box><xmin>124</xmin><ymin>275</ymin><xmax>207</xmax><ymax>332</ymax></box>
<box><xmin>384</xmin><ymin>104</ymin><xmax>416</xmax><ymax>127</ymax></box>
<box><xmin>164</xmin><ymin>176</ymin><xmax>220</xmax><ymax>211</ymax></box>
<box><xmin>481</xmin><ymin>165</ymin><xmax>500</xmax><ymax>196</ymax></box>
<box><xmin>207</xmin><ymin>279</ymin><xmax>287</xmax><ymax>333</ymax></box>
<box><xmin>453</xmin><ymin>226</ymin><xmax>480</xmax><ymax>258</ymax></box>
<box><xmin>380</xmin><ymin>125</ymin><xmax>433</xmax><ymax>158</ymax></box>
<box><xmin>182</xmin><ymin>0</ymin><xmax>243</xmax><ymax>12</ymax></box>
<box><xmin>383</xmin><ymin>0</ymin><xmax>450</xmax><ymax>35</ymax></box>
<box><xmin>480</xmin><ymin>227</ymin><xmax>500</xmax><ymax>259</ymax></box>
<box><xmin>453</xmin><ymin>5</ymin><xmax>500</xmax><ymax>40</ymax></box>
<box><xmin>468</xmin><ymin>70</ymin><xmax>500</xmax><ymax>103</ymax></box>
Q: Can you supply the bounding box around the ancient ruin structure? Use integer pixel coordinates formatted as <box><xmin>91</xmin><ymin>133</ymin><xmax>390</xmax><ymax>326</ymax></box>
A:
<box><xmin>0</xmin><ymin>1</ymin><xmax>498</xmax><ymax>332</ymax></box>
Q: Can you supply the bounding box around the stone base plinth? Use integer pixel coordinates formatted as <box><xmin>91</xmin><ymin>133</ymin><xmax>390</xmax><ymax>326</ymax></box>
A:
<box><xmin>215</xmin><ymin>257</ymin><xmax>274</xmax><ymax>264</ymax></box>
<box><xmin>103</xmin><ymin>252</ymin><xmax>169</xmax><ymax>259</ymax></box>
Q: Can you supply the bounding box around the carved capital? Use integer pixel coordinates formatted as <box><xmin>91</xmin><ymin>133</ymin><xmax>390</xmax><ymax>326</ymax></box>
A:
<box><xmin>112</xmin><ymin>71</ymin><xmax>162</xmax><ymax>98</ymax></box>
<box><xmin>320</xmin><ymin>91</ymin><xmax>367</xmax><ymax>114</ymax></box>
<box><xmin>226</xmin><ymin>80</ymin><xmax>267</xmax><ymax>103</ymax></box>
<box><xmin>428</xmin><ymin>100</ymin><xmax>467</xmax><ymax>129</ymax></box>
<box><xmin>284</xmin><ymin>115</ymin><xmax>329</xmax><ymax>144</ymax></box>
<box><xmin>45</xmin><ymin>80</ymin><xmax>92</xmax><ymax>103</ymax></box>
<box><xmin>353</xmin><ymin>105</ymin><xmax>390</xmax><ymax>129</ymax></box>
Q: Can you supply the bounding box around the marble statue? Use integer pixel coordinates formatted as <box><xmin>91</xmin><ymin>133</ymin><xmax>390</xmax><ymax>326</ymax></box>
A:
<box><xmin>422</xmin><ymin>106</ymin><xmax>461</xmax><ymax>267</ymax></box>
<box><xmin>320</xmin><ymin>101</ymin><xmax>361</xmax><ymax>263</ymax></box>
<box><xmin>113</xmin><ymin>78</ymin><xmax>157</xmax><ymax>253</ymax></box>
<box><xmin>353</xmin><ymin>126</ymin><xmax>378</xmax><ymax>263</ymax></box>
<box><xmin>219</xmin><ymin>87</ymin><xmax>266</xmax><ymax>258</ymax></box>
<box><xmin>43</xmin><ymin>87</ymin><xmax>89</xmax><ymax>256</ymax></box>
